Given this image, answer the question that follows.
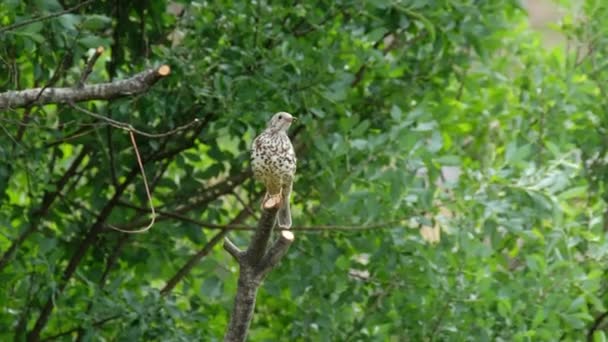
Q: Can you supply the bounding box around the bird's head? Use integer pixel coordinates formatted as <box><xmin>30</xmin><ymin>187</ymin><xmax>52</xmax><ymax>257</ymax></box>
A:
<box><xmin>267</xmin><ymin>112</ymin><xmax>296</xmax><ymax>132</ymax></box>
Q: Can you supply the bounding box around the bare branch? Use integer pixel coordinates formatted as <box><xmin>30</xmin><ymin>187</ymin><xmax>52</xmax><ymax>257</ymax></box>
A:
<box><xmin>0</xmin><ymin>0</ymin><xmax>94</xmax><ymax>35</ymax></box>
<box><xmin>116</xmin><ymin>201</ymin><xmax>412</xmax><ymax>233</ymax></box>
<box><xmin>224</xmin><ymin>269</ymin><xmax>262</xmax><ymax>342</ymax></box>
<box><xmin>161</xmin><ymin>208</ymin><xmax>253</xmax><ymax>296</ymax></box>
<box><xmin>588</xmin><ymin>311</ymin><xmax>608</xmax><ymax>342</ymax></box>
<box><xmin>224</xmin><ymin>205</ymin><xmax>287</xmax><ymax>342</ymax></box>
<box><xmin>69</xmin><ymin>102</ymin><xmax>202</xmax><ymax>138</ymax></box>
<box><xmin>78</xmin><ymin>46</ymin><xmax>105</xmax><ymax>87</ymax></box>
<box><xmin>0</xmin><ymin>65</ymin><xmax>170</xmax><ymax>110</ymax></box>
<box><xmin>0</xmin><ymin>147</ymin><xmax>89</xmax><ymax>271</ymax></box>
<box><xmin>106</xmin><ymin>131</ymin><xmax>156</xmax><ymax>233</ymax></box>
<box><xmin>292</xmin><ymin>219</ymin><xmax>410</xmax><ymax>231</ymax></box>
<box><xmin>116</xmin><ymin>170</ymin><xmax>251</xmax><ymax>230</ymax></box>
<box><xmin>258</xmin><ymin>230</ymin><xmax>294</xmax><ymax>275</ymax></box>
<box><xmin>224</xmin><ymin>238</ymin><xmax>244</xmax><ymax>261</ymax></box>
<box><xmin>243</xmin><ymin>206</ymin><xmax>279</xmax><ymax>262</ymax></box>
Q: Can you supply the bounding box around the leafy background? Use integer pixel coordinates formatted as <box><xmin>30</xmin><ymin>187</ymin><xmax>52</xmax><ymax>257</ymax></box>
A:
<box><xmin>1</xmin><ymin>0</ymin><xmax>608</xmax><ymax>340</ymax></box>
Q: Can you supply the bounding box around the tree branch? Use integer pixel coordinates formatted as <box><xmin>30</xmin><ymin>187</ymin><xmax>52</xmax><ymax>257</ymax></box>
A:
<box><xmin>0</xmin><ymin>0</ymin><xmax>94</xmax><ymax>34</ymax></box>
<box><xmin>161</xmin><ymin>208</ymin><xmax>252</xmax><ymax>296</ymax></box>
<box><xmin>588</xmin><ymin>311</ymin><xmax>608</xmax><ymax>342</ymax></box>
<box><xmin>69</xmin><ymin>103</ymin><xmax>201</xmax><ymax>138</ymax></box>
<box><xmin>243</xmin><ymin>206</ymin><xmax>280</xmax><ymax>262</ymax></box>
<box><xmin>78</xmin><ymin>46</ymin><xmax>105</xmax><ymax>87</ymax></box>
<box><xmin>115</xmin><ymin>170</ymin><xmax>251</xmax><ymax>230</ymax></box>
<box><xmin>115</xmin><ymin>201</ymin><xmax>411</xmax><ymax>233</ymax></box>
<box><xmin>258</xmin><ymin>230</ymin><xmax>294</xmax><ymax>275</ymax></box>
<box><xmin>25</xmin><ymin>132</ymin><xmax>191</xmax><ymax>341</ymax></box>
<box><xmin>0</xmin><ymin>147</ymin><xmax>89</xmax><ymax>271</ymax></box>
<box><xmin>26</xmin><ymin>163</ymin><xmax>142</xmax><ymax>342</ymax></box>
<box><xmin>224</xmin><ymin>200</ymin><xmax>294</xmax><ymax>342</ymax></box>
<box><xmin>223</xmin><ymin>237</ymin><xmax>244</xmax><ymax>262</ymax></box>
<box><xmin>0</xmin><ymin>65</ymin><xmax>170</xmax><ymax>110</ymax></box>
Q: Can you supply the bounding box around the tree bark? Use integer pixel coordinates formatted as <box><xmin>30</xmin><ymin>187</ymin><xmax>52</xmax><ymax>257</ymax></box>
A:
<box><xmin>0</xmin><ymin>65</ymin><xmax>170</xmax><ymax>110</ymax></box>
<box><xmin>223</xmin><ymin>203</ymin><xmax>295</xmax><ymax>342</ymax></box>
<box><xmin>224</xmin><ymin>268</ymin><xmax>262</xmax><ymax>342</ymax></box>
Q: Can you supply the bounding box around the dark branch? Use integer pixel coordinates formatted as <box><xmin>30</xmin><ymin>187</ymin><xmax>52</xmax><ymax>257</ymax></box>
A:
<box><xmin>26</xmin><ymin>162</ymin><xmax>143</xmax><ymax>342</ymax></box>
<box><xmin>40</xmin><ymin>314</ymin><xmax>122</xmax><ymax>341</ymax></box>
<box><xmin>243</xmin><ymin>206</ymin><xmax>279</xmax><ymax>262</ymax></box>
<box><xmin>161</xmin><ymin>207</ymin><xmax>252</xmax><ymax>296</ymax></box>
<box><xmin>78</xmin><ymin>46</ymin><xmax>105</xmax><ymax>87</ymax></box>
<box><xmin>115</xmin><ymin>170</ymin><xmax>251</xmax><ymax>230</ymax></box>
<box><xmin>0</xmin><ymin>0</ymin><xmax>94</xmax><ymax>34</ymax></box>
<box><xmin>0</xmin><ymin>147</ymin><xmax>89</xmax><ymax>271</ymax></box>
<box><xmin>258</xmin><ymin>230</ymin><xmax>294</xmax><ymax>275</ymax></box>
<box><xmin>224</xmin><ymin>237</ymin><xmax>244</xmax><ymax>261</ymax></box>
<box><xmin>69</xmin><ymin>103</ymin><xmax>202</xmax><ymax>138</ymax></box>
<box><xmin>114</xmin><ymin>202</ymin><xmax>411</xmax><ymax>233</ymax></box>
<box><xmin>588</xmin><ymin>311</ymin><xmax>608</xmax><ymax>342</ymax></box>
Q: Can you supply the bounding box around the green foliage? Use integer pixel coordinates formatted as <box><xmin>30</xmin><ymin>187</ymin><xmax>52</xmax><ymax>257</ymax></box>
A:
<box><xmin>1</xmin><ymin>0</ymin><xmax>607</xmax><ymax>340</ymax></box>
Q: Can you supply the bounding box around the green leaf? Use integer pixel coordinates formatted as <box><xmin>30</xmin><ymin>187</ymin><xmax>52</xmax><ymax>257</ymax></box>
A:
<box><xmin>594</xmin><ymin>331</ymin><xmax>607</xmax><ymax>342</ymax></box>
<box><xmin>82</xmin><ymin>14</ymin><xmax>112</xmax><ymax>30</ymax></box>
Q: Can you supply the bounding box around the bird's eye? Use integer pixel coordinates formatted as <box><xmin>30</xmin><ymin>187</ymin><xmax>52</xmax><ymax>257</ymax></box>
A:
<box><xmin>278</xmin><ymin>115</ymin><xmax>283</xmax><ymax>120</ymax></box>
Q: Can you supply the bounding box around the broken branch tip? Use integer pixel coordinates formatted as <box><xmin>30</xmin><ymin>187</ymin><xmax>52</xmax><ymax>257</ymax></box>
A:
<box><xmin>158</xmin><ymin>65</ymin><xmax>171</xmax><ymax>76</ymax></box>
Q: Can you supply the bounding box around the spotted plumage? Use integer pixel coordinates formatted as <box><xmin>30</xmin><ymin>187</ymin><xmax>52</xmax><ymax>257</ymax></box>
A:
<box><xmin>251</xmin><ymin>112</ymin><xmax>297</xmax><ymax>228</ymax></box>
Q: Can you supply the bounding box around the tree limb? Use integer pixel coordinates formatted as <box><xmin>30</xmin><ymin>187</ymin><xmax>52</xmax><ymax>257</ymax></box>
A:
<box><xmin>243</xmin><ymin>206</ymin><xmax>280</xmax><ymax>262</ymax></box>
<box><xmin>588</xmin><ymin>311</ymin><xmax>608</xmax><ymax>342</ymax></box>
<box><xmin>26</xmin><ymin>163</ymin><xmax>142</xmax><ymax>342</ymax></box>
<box><xmin>161</xmin><ymin>208</ymin><xmax>252</xmax><ymax>296</ymax></box>
<box><xmin>0</xmin><ymin>0</ymin><xmax>94</xmax><ymax>35</ymax></box>
<box><xmin>258</xmin><ymin>230</ymin><xmax>294</xmax><ymax>275</ymax></box>
<box><xmin>78</xmin><ymin>46</ymin><xmax>105</xmax><ymax>88</ymax></box>
<box><xmin>25</xmin><ymin>132</ymin><xmax>196</xmax><ymax>341</ymax></box>
<box><xmin>115</xmin><ymin>170</ymin><xmax>251</xmax><ymax>230</ymax></box>
<box><xmin>224</xmin><ymin>200</ymin><xmax>294</xmax><ymax>342</ymax></box>
<box><xmin>0</xmin><ymin>147</ymin><xmax>89</xmax><ymax>271</ymax></box>
<box><xmin>0</xmin><ymin>65</ymin><xmax>170</xmax><ymax>110</ymax></box>
<box><xmin>223</xmin><ymin>237</ymin><xmax>244</xmax><ymax>262</ymax></box>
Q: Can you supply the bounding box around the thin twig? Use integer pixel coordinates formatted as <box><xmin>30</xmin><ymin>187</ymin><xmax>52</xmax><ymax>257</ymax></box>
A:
<box><xmin>232</xmin><ymin>190</ymin><xmax>259</xmax><ymax>220</ymax></box>
<box><xmin>161</xmin><ymin>207</ymin><xmax>253</xmax><ymax>296</ymax></box>
<box><xmin>588</xmin><ymin>311</ymin><xmax>608</xmax><ymax>342</ymax></box>
<box><xmin>40</xmin><ymin>314</ymin><xmax>122</xmax><ymax>341</ymax></box>
<box><xmin>69</xmin><ymin>102</ymin><xmax>201</xmax><ymax>138</ymax></box>
<box><xmin>115</xmin><ymin>170</ymin><xmax>252</xmax><ymax>230</ymax></box>
<box><xmin>78</xmin><ymin>46</ymin><xmax>105</xmax><ymax>87</ymax></box>
<box><xmin>223</xmin><ymin>238</ymin><xmax>243</xmax><ymax>261</ymax></box>
<box><xmin>106</xmin><ymin>131</ymin><xmax>155</xmax><ymax>234</ymax></box>
<box><xmin>115</xmin><ymin>200</ymin><xmax>413</xmax><ymax>232</ymax></box>
<box><xmin>0</xmin><ymin>0</ymin><xmax>94</xmax><ymax>34</ymax></box>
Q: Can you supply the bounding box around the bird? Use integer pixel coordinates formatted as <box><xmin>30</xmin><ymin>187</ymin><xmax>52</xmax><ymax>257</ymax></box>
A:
<box><xmin>251</xmin><ymin>112</ymin><xmax>297</xmax><ymax>228</ymax></box>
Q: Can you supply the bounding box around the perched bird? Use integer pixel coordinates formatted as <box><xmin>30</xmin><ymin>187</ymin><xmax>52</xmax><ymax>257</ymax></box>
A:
<box><xmin>251</xmin><ymin>112</ymin><xmax>297</xmax><ymax>228</ymax></box>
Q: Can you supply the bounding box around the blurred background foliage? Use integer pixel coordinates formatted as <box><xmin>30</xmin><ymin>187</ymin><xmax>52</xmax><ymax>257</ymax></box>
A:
<box><xmin>1</xmin><ymin>0</ymin><xmax>608</xmax><ymax>340</ymax></box>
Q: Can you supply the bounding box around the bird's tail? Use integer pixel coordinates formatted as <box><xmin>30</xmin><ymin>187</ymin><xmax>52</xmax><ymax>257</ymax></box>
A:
<box><xmin>278</xmin><ymin>183</ymin><xmax>292</xmax><ymax>228</ymax></box>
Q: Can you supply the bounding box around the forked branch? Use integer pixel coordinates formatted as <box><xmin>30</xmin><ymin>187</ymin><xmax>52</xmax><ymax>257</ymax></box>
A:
<box><xmin>223</xmin><ymin>198</ymin><xmax>295</xmax><ymax>342</ymax></box>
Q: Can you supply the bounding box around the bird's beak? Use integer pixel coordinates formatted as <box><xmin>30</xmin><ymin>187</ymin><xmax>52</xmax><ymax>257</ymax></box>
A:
<box><xmin>290</xmin><ymin>117</ymin><xmax>297</xmax><ymax>123</ymax></box>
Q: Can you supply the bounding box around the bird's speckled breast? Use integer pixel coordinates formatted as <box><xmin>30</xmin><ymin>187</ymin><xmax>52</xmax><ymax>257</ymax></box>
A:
<box><xmin>251</xmin><ymin>130</ymin><xmax>296</xmax><ymax>192</ymax></box>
